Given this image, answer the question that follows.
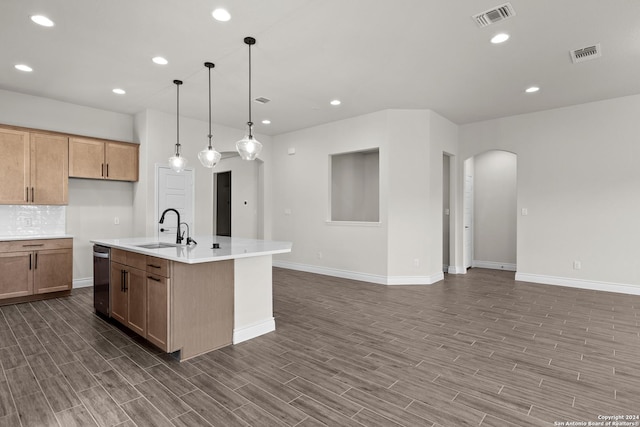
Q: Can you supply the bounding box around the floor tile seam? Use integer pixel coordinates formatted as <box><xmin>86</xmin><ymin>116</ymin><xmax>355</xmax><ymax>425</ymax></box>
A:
<box><xmin>121</xmin><ymin>394</ymin><xmax>178</xmax><ymax>426</ymax></box>
<box><xmin>344</xmin><ymin>387</ymin><xmax>434</xmax><ymax>427</ymax></box>
<box><xmin>79</xmin><ymin>384</ymin><xmax>135</xmax><ymax>426</ymax></box>
<box><xmin>290</xmin><ymin>392</ymin><xmax>364</xmax><ymax>426</ymax></box>
<box><xmin>240</xmin><ymin>373</ymin><xmax>303</xmax><ymax>406</ymax></box>
<box><xmin>1</xmin><ymin>353</ymin><xmax>21</xmax><ymax>424</ymax></box>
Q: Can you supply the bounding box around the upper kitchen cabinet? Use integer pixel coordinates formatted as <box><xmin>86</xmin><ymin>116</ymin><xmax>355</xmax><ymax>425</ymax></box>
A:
<box><xmin>0</xmin><ymin>127</ymin><xmax>68</xmax><ymax>205</ymax></box>
<box><xmin>69</xmin><ymin>137</ymin><xmax>139</xmax><ymax>182</ymax></box>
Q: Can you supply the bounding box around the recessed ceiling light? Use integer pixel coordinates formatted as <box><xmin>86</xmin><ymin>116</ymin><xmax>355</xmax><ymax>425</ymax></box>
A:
<box><xmin>491</xmin><ymin>33</ymin><xmax>510</xmax><ymax>44</ymax></box>
<box><xmin>15</xmin><ymin>64</ymin><xmax>33</xmax><ymax>72</ymax></box>
<box><xmin>525</xmin><ymin>86</ymin><xmax>540</xmax><ymax>93</ymax></box>
<box><xmin>330</xmin><ymin>100</ymin><xmax>341</xmax><ymax>106</ymax></box>
<box><xmin>30</xmin><ymin>15</ymin><xmax>54</xmax><ymax>27</ymax></box>
<box><xmin>152</xmin><ymin>56</ymin><xmax>168</xmax><ymax>65</ymax></box>
<box><xmin>212</xmin><ymin>8</ymin><xmax>231</xmax><ymax>22</ymax></box>
<box><xmin>262</xmin><ymin>120</ymin><xmax>271</xmax><ymax>125</ymax></box>
<box><xmin>112</xmin><ymin>88</ymin><xmax>126</xmax><ymax>95</ymax></box>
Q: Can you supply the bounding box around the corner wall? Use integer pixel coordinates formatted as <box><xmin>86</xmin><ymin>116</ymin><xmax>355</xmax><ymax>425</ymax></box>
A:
<box><xmin>271</xmin><ymin>109</ymin><xmax>459</xmax><ymax>285</ymax></box>
<box><xmin>459</xmin><ymin>94</ymin><xmax>640</xmax><ymax>293</ymax></box>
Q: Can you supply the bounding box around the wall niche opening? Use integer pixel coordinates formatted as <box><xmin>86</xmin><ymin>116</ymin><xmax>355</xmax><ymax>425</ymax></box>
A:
<box><xmin>330</xmin><ymin>148</ymin><xmax>379</xmax><ymax>222</ymax></box>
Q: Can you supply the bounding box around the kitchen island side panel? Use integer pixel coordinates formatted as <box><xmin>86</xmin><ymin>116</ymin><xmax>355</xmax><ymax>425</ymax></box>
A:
<box><xmin>170</xmin><ymin>259</ymin><xmax>234</xmax><ymax>360</ymax></box>
<box><xmin>233</xmin><ymin>254</ymin><xmax>275</xmax><ymax>344</ymax></box>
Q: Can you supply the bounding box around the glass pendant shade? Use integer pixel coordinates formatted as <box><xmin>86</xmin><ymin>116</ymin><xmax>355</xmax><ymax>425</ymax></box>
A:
<box><xmin>199</xmin><ymin>62</ymin><xmax>222</xmax><ymax>168</ymax></box>
<box><xmin>169</xmin><ymin>153</ymin><xmax>187</xmax><ymax>172</ymax></box>
<box><xmin>198</xmin><ymin>146</ymin><xmax>221</xmax><ymax>168</ymax></box>
<box><xmin>237</xmin><ymin>36</ymin><xmax>262</xmax><ymax>161</ymax></box>
<box><xmin>236</xmin><ymin>130</ymin><xmax>262</xmax><ymax>161</ymax></box>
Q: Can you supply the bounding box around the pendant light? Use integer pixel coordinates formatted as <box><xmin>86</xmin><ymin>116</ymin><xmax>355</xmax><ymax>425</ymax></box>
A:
<box><xmin>198</xmin><ymin>62</ymin><xmax>222</xmax><ymax>168</ymax></box>
<box><xmin>169</xmin><ymin>79</ymin><xmax>187</xmax><ymax>172</ymax></box>
<box><xmin>236</xmin><ymin>36</ymin><xmax>263</xmax><ymax>161</ymax></box>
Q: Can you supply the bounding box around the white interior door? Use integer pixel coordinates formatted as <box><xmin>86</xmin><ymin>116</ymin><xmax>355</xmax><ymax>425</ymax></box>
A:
<box><xmin>156</xmin><ymin>165</ymin><xmax>194</xmax><ymax>242</ymax></box>
<box><xmin>463</xmin><ymin>171</ymin><xmax>473</xmax><ymax>269</ymax></box>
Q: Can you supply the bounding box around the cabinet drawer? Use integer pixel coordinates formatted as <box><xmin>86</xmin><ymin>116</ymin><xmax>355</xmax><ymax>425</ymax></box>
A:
<box><xmin>111</xmin><ymin>248</ymin><xmax>146</xmax><ymax>271</ymax></box>
<box><xmin>111</xmin><ymin>248</ymin><xmax>127</xmax><ymax>264</ymax></box>
<box><xmin>146</xmin><ymin>256</ymin><xmax>170</xmax><ymax>278</ymax></box>
<box><xmin>0</xmin><ymin>238</ymin><xmax>72</xmax><ymax>253</ymax></box>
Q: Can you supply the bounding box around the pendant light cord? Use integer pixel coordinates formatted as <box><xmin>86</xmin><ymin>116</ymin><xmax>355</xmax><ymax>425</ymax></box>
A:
<box><xmin>174</xmin><ymin>80</ymin><xmax>182</xmax><ymax>155</ymax></box>
<box><xmin>208</xmin><ymin>65</ymin><xmax>213</xmax><ymax>149</ymax></box>
<box><xmin>248</xmin><ymin>41</ymin><xmax>253</xmax><ymax>137</ymax></box>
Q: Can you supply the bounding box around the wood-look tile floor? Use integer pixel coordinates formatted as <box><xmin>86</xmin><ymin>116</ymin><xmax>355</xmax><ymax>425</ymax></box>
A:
<box><xmin>1</xmin><ymin>268</ymin><xmax>639</xmax><ymax>426</ymax></box>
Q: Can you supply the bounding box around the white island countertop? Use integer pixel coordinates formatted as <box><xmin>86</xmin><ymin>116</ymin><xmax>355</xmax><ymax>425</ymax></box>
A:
<box><xmin>91</xmin><ymin>235</ymin><xmax>292</xmax><ymax>264</ymax></box>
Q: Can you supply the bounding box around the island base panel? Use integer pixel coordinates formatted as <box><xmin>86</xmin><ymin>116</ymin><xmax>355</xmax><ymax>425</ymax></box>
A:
<box><xmin>171</xmin><ymin>260</ymin><xmax>234</xmax><ymax>360</ymax></box>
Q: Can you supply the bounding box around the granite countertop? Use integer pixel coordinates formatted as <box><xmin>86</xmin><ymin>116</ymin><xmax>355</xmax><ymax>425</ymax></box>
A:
<box><xmin>0</xmin><ymin>234</ymin><xmax>73</xmax><ymax>241</ymax></box>
<box><xmin>91</xmin><ymin>235</ymin><xmax>292</xmax><ymax>264</ymax></box>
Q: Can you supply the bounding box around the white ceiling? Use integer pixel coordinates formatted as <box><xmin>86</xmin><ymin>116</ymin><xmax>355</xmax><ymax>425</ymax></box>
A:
<box><xmin>2</xmin><ymin>0</ymin><xmax>640</xmax><ymax>136</ymax></box>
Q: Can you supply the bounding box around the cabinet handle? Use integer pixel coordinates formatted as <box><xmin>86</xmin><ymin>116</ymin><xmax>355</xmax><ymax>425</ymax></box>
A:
<box><xmin>147</xmin><ymin>264</ymin><xmax>161</xmax><ymax>269</ymax></box>
<box><xmin>31</xmin><ymin>187</ymin><xmax>34</xmax><ymax>203</ymax></box>
<box><xmin>101</xmin><ymin>164</ymin><xmax>104</xmax><ymax>177</ymax></box>
<box><xmin>106</xmin><ymin>164</ymin><xmax>109</xmax><ymax>177</ymax></box>
<box><xmin>147</xmin><ymin>275</ymin><xmax>161</xmax><ymax>282</ymax></box>
<box><xmin>124</xmin><ymin>270</ymin><xmax>128</xmax><ymax>291</ymax></box>
<box><xmin>26</xmin><ymin>187</ymin><xmax>29</xmax><ymax>202</ymax></box>
<box><xmin>29</xmin><ymin>254</ymin><xmax>32</xmax><ymax>270</ymax></box>
<box><xmin>121</xmin><ymin>269</ymin><xmax>125</xmax><ymax>292</ymax></box>
<box><xmin>34</xmin><ymin>253</ymin><xmax>38</xmax><ymax>269</ymax></box>
<box><xmin>22</xmin><ymin>244</ymin><xmax>44</xmax><ymax>247</ymax></box>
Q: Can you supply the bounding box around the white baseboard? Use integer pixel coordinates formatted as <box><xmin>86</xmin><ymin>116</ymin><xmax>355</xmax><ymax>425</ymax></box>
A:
<box><xmin>233</xmin><ymin>318</ymin><xmax>275</xmax><ymax>344</ymax></box>
<box><xmin>448</xmin><ymin>266</ymin><xmax>466</xmax><ymax>274</ymax></box>
<box><xmin>273</xmin><ymin>260</ymin><xmax>443</xmax><ymax>285</ymax></box>
<box><xmin>472</xmin><ymin>260</ymin><xmax>517</xmax><ymax>271</ymax></box>
<box><xmin>73</xmin><ymin>277</ymin><xmax>93</xmax><ymax>289</ymax></box>
<box><xmin>515</xmin><ymin>273</ymin><xmax>640</xmax><ymax>296</ymax></box>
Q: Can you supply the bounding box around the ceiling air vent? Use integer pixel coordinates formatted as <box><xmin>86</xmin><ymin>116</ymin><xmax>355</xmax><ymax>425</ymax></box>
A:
<box><xmin>472</xmin><ymin>3</ymin><xmax>516</xmax><ymax>27</ymax></box>
<box><xmin>254</xmin><ymin>97</ymin><xmax>271</xmax><ymax>104</ymax></box>
<box><xmin>570</xmin><ymin>44</ymin><xmax>601</xmax><ymax>63</ymax></box>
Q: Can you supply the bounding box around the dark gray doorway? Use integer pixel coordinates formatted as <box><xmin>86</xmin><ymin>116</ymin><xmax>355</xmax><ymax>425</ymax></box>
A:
<box><xmin>215</xmin><ymin>171</ymin><xmax>231</xmax><ymax>236</ymax></box>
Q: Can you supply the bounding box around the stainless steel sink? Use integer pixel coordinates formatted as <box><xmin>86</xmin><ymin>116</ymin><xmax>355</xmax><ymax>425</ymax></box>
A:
<box><xmin>135</xmin><ymin>242</ymin><xmax>179</xmax><ymax>249</ymax></box>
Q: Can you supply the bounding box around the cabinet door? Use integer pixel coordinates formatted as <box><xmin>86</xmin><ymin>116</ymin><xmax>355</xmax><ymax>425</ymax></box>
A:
<box><xmin>126</xmin><ymin>267</ymin><xmax>146</xmax><ymax>336</ymax></box>
<box><xmin>0</xmin><ymin>128</ymin><xmax>30</xmax><ymax>204</ymax></box>
<box><xmin>31</xmin><ymin>133</ymin><xmax>69</xmax><ymax>205</ymax></box>
<box><xmin>69</xmin><ymin>137</ymin><xmax>105</xmax><ymax>179</ymax></box>
<box><xmin>105</xmin><ymin>142</ymin><xmax>139</xmax><ymax>182</ymax></box>
<box><xmin>33</xmin><ymin>249</ymin><xmax>72</xmax><ymax>294</ymax></box>
<box><xmin>110</xmin><ymin>262</ymin><xmax>127</xmax><ymax>325</ymax></box>
<box><xmin>146</xmin><ymin>274</ymin><xmax>168</xmax><ymax>350</ymax></box>
<box><xmin>0</xmin><ymin>252</ymin><xmax>33</xmax><ymax>299</ymax></box>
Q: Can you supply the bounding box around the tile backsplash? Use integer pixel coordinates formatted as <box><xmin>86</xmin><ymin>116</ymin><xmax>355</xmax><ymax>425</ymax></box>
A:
<box><xmin>0</xmin><ymin>205</ymin><xmax>66</xmax><ymax>236</ymax></box>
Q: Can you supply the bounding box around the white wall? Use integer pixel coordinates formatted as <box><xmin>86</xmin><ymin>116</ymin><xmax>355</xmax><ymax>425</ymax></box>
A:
<box><xmin>0</xmin><ymin>89</ymin><xmax>135</xmax><ymax>284</ymax></box>
<box><xmin>133</xmin><ymin>109</ymin><xmax>272</xmax><ymax>240</ymax></box>
<box><xmin>0</xmin><ymin>89</ymin><xmax>133</xmax><ymax>141</ymax></box>
<box><xmin>473</xmin><ymin>150</ymin><xmax>517</xmax><ymax>268</ymax></box>
<box><xmin>67</xmin><ymin>180</ymin><xmax>134</xmax><ymax>282</ymax></box>
<box><xmin>214</xmin><ymin>155</ymin><xmax>260</xmax><ymax>238</ymax></box>
<box><xmin>331</xmin><ymin>150</ymin><xmax>379</xmax><ymax>222</ymax></box>
<box><xmin>459</xmin><ymin>94</ymin><xmax>640</xmax><ymax>291</ymax></box>
<box><xmin>271</xmin><ymin>109</ymin><xmax>458</xmax><ymax>284</ymax></box>
<box><xmin>271</xmin><ymin>111</ymin><xmax>389</xmax><ymax>278</ymax></box>
<box><xmin>428</xmin><ymin>111</ymin><xmax>459</xmax><ymax>276</ymax></box>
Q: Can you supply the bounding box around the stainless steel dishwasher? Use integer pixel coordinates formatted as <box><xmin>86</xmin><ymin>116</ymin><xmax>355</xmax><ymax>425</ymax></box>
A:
<box><xmin>93</xmin><ymin>245</ymin><xmax>110</xmax><ymax>317</ymax></box>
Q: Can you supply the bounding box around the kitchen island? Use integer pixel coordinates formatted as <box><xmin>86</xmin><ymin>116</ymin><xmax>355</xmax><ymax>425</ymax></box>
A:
<box><xmin>91</xmin><ymin>235</ymin><xmax>292</xmax><ymax>360</ymax></box>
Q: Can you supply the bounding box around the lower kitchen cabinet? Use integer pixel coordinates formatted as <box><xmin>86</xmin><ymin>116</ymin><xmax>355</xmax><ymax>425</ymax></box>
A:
<box><xmin>33</xmin><ymin>249</ymin><xmax>73</xmax><ymax>294</ymax></box>
<box><xmin>0</xmin><ymin>238</ymin><xmax>72</xmax><ymax>302</ymax></box>
<box><xmin>0</xmin><ymin>252</ymin><xmax>33</xmax><ymax>299</ymax></box>
<box><xmin>110</xmin><ymin>260</ymin><xmax>146</xmax><ymax>336</ymax></box>
<box><xmin>146</xmin><ymin>273</ymin><xmax>168</xmax><ymax>350</ymax></box>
